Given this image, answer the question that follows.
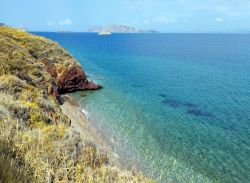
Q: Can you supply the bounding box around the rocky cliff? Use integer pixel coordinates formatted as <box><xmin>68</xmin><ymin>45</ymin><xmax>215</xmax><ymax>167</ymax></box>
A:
<box><xmin>0</xmin><ymin>26</ymin><xmax>153</xmax><ymax>182</ymax></box>
<box><xmin>0</xmin><ymin>26</ymin><xmax>102</xmax><ymax>97</ymax></box>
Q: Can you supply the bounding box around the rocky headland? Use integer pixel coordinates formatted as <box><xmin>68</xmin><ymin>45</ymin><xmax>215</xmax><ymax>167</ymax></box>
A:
<box><xmin>0</xmin><ymin>26</ymin><xmax>153</xmax><ymax>182</ymax></box>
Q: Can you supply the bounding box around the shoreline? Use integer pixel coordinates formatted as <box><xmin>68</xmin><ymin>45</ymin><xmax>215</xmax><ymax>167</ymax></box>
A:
<box><xmin>60</xmin><ymin>94</ymin><xmax>151</xmax><ymax>178</ymax></box>
<box><xmin>60</xmin><ymin>94</ymin><xmax>129</xmax><ymax>170</ymax></box>
<box><xmin>61</xmin><ymin>95</ymin><xmax>112</xmax><ymax>153</ymax></box>
<box><xmin>61</xmin><ymin>91</ymin><xmax>213</xmax><ymax>183</ymax></box>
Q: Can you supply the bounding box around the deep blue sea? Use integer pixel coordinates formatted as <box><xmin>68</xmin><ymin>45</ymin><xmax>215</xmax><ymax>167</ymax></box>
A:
<box><xmin>35</xmin><ymin>32</ymin><xmax>250</xmax><ymax>183</ymax></box>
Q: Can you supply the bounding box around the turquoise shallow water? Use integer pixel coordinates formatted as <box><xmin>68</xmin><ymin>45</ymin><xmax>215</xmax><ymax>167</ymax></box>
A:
<box><xmin>35</xmin><ymin>32</ymin><xmax>250</xmax><ymax>182</ymax></box>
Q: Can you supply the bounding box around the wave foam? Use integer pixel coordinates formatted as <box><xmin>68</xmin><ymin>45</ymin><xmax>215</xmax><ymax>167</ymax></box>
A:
<box><xmin>81</xmin><ymin>108</ymin><xmax>89</xmax><ymax>118</ymax></box>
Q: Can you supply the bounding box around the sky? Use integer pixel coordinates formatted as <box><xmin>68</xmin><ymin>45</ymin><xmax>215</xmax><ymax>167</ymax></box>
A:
<box><xmin>0</xmin><ymin>0</ymin><xmax>250</xmax><ymax>32</ymax></box>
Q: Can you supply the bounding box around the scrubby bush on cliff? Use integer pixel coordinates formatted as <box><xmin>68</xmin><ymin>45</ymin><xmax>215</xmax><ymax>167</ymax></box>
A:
<box><xmin>0</xmin><ymin>26</ymin><xmax>79</xmax><ymax>77</ymax></box>
<box><xmin>0</xmin><ymin>75</ymin><xmax>69</xmax><ymax>127</ymax></box>
<box><xmin>0</xmin><ymin>26</ymin><xmax>154</xmax><ymax>182</ymax></box>
<box><xmin>0</xmin><ymin>116</ymin><xmax>154</xmax><ymax>182</ymax></box>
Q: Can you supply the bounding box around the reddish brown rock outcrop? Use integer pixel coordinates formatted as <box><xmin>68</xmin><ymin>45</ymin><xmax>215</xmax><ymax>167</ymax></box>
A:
<box><xmin>57</xmin><ymin>66</ymin><xmax>102</xmax><ymax>94</ymax></box>
<box><xmin>40</xmin><ymin>59</ymin><xmax>58</xmax><ymax>78</ymax></box>
<box><xmin>40</xmin><ymin>56</ymin><xmax>102</xmax><ymax>96</ymax></box>
<box><xmin>0</xmin><ymin>25</ymin><xmax>102</xmax><ymax>103</ymax></box>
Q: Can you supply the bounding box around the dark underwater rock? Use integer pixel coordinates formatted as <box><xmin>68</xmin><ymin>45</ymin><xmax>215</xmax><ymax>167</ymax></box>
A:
<box><xmin>162</xmin><ymin>98</ymin><xmax>184</xmax><ymax>108</ymax></box>
<box><xmin>159</xmin><ymin>93</ymin><xmax>167</xmax><ymax>98</ymax></box>
<box><xmin>161</xmin><ymin>96</ymin><xmax>198</xmax><ymax>109</ymax></box>
<box><xmin>131</xmin><ymin>84</ymin><xmax>144</xmax><ymax>88</ymax></box>
<box><xmin>187</xmin><ymin>109</ymin><xmax>214</xmax><ymax>118</ymax></box>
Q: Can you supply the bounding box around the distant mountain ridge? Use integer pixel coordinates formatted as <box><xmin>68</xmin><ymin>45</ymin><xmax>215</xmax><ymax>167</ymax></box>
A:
<box><xmin>88</xmin><ymin>24</ymin><xmax>158</xmax><ymax>33</ymax></box>
<box><xmin>0</xmin><ymin>23</ymin><xmax>7</xmax><ymax>27</ymax></box>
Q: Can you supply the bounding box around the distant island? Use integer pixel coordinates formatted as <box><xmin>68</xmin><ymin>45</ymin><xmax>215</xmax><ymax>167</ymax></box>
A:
<box><xmin>57</xmin><ymin>30</ymin><xmax>75</xmax><ymax>33</ymax></box>
<box><xmin>88</xmin><ymin>24</ymin><xmax>158</xmax><ymax>33</ymax></box>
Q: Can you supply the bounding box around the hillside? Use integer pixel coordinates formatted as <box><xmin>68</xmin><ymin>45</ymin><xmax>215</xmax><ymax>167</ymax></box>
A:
<box><xmin>0</xmin><ymin>26</ymin><xmax>153</xmax><ymax>182</ymax></box>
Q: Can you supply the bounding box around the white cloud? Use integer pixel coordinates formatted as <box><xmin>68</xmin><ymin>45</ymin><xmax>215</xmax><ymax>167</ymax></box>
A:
<box><xmin>143</xmin><ymin>19</ymin><xmax>150</xmax><ymax>24</ymax></box>
<box><xmin>215</xmin><ymin>17</ymin><xmax>224</xmax><ymax>22</ymax></box>
<box><xmin>153</xmin><ymin>16</ymin><xmax>175</xmax><ymax>24</ymax></box>
<box><xmin>48</xmin><ymin>21</ymin><xmax>54</xmax><ymax>26</ymax></box>
<box><xmin>142</xmin><ymin>16</ymin><xmax>175</xmax><ymax>25</ymax></box>
<box><xmin>58</xmin><ymin>19</ymin><xmax>72</xmax><ymax>25</ymax></box>
<box><xmin>48</xmin><ymin>19</ymin><xmax>73</xmax><ymax>26</ymax></box>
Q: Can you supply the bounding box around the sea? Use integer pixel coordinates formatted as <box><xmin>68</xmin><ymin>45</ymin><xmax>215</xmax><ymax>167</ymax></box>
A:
<box><xmin>34</xmin><ymin>32</ymin><xmax>250</xmax><ymax>183</ymax></box>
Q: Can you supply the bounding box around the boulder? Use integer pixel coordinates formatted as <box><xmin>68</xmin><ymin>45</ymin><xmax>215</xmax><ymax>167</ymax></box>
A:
<box><xmin>57</xmin><ymin>65</ymin><xmax>102</xmax><ymax>94</ymax></box>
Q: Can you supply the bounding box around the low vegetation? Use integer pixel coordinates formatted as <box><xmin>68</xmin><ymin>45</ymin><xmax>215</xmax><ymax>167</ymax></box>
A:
<box><xmin>0</xmin><ymin>26</ymin><xmax>154</xmax><ymax>182</ymax></box>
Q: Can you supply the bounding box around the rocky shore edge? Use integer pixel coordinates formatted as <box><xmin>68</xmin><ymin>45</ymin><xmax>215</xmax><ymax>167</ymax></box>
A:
<box><xmin>0</xmin><ymin>26</ymin><xmax>154</xmax><ymax>182</ymax></box>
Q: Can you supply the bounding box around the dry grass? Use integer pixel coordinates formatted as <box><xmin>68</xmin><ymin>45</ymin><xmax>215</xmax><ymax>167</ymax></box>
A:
<box><xmin>0</xmin><ymin>75</ymin><xmax>69</xmax><ymax>127</ymax></box>
<box><xmin>0</xmin><ymin>26</ymin><xmax>155</xmax><ymax>182</ymax></box>
<box><xmin>0</xmin><ymin>26</ymin><xmax>80</xmax><ymax>77</ymax></box>
<box><xmin>0</xmin><ymin>116</ymin><xmax>154</xmax><ymax>183</ymax></box>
